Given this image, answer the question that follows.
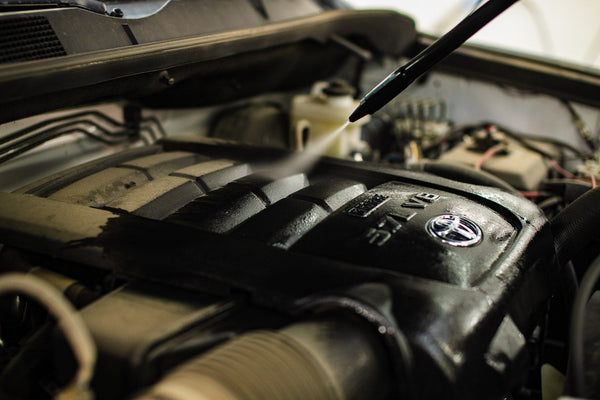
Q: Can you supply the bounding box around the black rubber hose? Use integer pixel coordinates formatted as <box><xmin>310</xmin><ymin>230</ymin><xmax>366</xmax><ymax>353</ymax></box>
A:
<box><xmin>409</xmin><ymin>160</ymin><xmax>520</xmax><ymax>195</ymax></box>
<box><xmin>0</xmin><ymin>324</ymin><xmax>53</xmax><ymax>399</ymax></box>
<box><xmin>568</xmin><ymin>254</ymin><xmax>600</xmax><ymax>397</ymax></box>
<box><xmin>551</xmin><ymin>186</ymin><xmax>600</xmax><ymax>266</ymax></box>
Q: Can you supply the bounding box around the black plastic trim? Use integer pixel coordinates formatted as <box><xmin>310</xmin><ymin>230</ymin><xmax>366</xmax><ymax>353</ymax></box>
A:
<box><xmin>0</xmin><ymin>9</ymin><xmax>416</xmax><ymax>123</ymax></box>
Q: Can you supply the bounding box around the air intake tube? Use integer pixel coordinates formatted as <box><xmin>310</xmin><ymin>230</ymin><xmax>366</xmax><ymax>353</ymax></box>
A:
<box><xmin>134</xmin><ymin>314</ymin><xmax>392</xmax><ymax>400</ymax></box>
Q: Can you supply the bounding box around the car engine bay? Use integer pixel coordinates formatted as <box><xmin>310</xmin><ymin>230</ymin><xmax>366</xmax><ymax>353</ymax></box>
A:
<box><xmin>1</xmin><ymin>1</ymin><xmax>600</xmax><ymax>399</ymax></box>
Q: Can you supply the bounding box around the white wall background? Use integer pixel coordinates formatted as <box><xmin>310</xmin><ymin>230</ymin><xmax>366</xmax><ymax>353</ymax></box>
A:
<box><xmin>347</xmin><ymin>0</ymin><xmax>600</xmax><ymax>69</ymax></box>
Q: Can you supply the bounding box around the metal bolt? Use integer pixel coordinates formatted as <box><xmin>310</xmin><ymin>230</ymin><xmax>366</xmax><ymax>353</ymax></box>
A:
<box><xmin>159</xmin><ymin>71</ymin><xmax>175</xmax><ymax>86</ymax></box>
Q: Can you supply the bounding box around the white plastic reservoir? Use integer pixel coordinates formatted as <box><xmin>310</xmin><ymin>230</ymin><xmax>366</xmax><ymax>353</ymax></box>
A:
<box><xmin>290</xmin><ymin>81</ymin><xmax>369</xmax><ymax>158</ymax></box>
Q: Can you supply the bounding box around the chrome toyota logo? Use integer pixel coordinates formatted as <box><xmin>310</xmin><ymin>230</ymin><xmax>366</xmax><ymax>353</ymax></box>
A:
<box><xmin>427</xmin><ymin>215</ymin><xmax>482</xmax><ymax>247</ymax></box>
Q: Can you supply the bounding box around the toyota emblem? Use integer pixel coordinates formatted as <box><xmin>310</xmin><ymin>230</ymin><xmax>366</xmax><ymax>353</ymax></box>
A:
<box><xmin>427</xmin><ymin>215</ymin><xmax>482</xmax><ymax>247</ymax></box>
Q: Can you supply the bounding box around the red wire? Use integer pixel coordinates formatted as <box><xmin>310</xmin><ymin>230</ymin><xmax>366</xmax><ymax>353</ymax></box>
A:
<box><xmin>475</xmin><ymin>144</ymin><xmax>504</xmax><ymax>171</ymax></box>
<box><xmin>548</xmin><ymin>159</ymin><xmax>597</xmax><ymax>187</ymax></box>
<box><xmin>548</xmin><ymin>159</ymin><xmax>578</xmax><ymax>179</ymax></box>
<box><xmin>473</xmin><ymin>140</ymin><xmax>596</xmax><ymax>190</ymax></box>
<box><xmin>520</xmin><ymin>191</ymin><xmax>540</xmax><ymax>198</ymax></box>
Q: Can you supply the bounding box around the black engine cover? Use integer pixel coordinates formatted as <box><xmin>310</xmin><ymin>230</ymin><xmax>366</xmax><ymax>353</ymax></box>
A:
<box><xmin>0</xmin><ymin>138</ymin><xmax>556</xmax><ymax>399</ymax></box>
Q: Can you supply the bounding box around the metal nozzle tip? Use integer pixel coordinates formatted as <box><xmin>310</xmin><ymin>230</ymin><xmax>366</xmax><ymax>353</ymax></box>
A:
<box><xmin>348</xmin><ymin>107</ymin><xmax>366</xmax><ymax>123</ymax></box>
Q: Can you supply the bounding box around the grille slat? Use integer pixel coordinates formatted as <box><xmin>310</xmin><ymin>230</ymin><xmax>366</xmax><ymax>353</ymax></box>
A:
<box><xmin>0</xmin><ymin>16</ymin><xmax>66</xmax><ymax>64</ymax></box>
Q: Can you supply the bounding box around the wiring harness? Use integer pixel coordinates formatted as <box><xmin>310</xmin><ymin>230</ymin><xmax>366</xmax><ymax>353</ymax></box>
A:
<box><xmin>0</xmin><ymin>108</ymin><xmax>166</xmax><ymax>165</ymax></box>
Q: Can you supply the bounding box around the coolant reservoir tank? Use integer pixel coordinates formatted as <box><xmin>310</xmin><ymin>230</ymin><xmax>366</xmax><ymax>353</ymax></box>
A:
<box><xmin>291</xmin><ymin>80</ymin><xmax>369</xmax><ymax>158</ymax></box>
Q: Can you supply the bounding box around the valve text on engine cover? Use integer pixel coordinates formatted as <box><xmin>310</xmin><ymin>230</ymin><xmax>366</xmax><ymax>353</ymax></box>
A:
<box><xmin>363</xmin><ymin>192</ymin><xmax>440</xmax><ymax>247</ymax></box>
